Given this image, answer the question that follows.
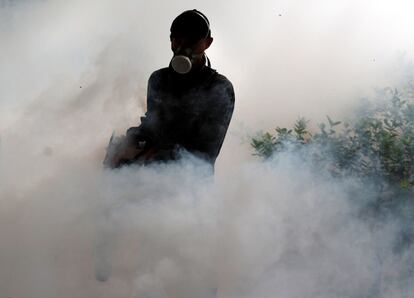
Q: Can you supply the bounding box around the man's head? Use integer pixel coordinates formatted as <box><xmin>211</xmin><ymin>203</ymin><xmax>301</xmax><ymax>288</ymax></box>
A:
<box><xmin>170</xmin><ymin>10</ymin><xmax>213</xmax><ymax>74</ymax></box>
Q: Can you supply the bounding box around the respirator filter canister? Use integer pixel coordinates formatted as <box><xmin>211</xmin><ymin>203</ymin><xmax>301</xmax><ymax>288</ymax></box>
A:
<box><xmin>171</xmin><ymin>54</ymin><xmax>193</xmax><ymax>74</ymax></box>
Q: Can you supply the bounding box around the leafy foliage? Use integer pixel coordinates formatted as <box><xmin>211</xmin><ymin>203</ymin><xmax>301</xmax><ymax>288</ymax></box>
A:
<box><xmin>251</xmin><ymin>88</ymin><xmax>414</xmax><ymax>191</ymax></box>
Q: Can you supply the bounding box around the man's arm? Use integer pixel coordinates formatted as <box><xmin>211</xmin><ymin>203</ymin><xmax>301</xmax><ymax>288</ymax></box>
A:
<box><xmin>127</xmin><ymin>72</ymin><xmax>162</xmax><ymax>146</ymax></box>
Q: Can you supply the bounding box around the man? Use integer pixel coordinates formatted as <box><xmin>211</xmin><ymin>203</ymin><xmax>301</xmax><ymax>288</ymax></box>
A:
<box><xmin>125</xmin><ymin>9</ymin><xmax>235</xmax><ymax>168</ymax></box>
<box><xmin>98</xmin><ymin>11</ymin><xmax>233</xmax><ymax>285</ymax></box>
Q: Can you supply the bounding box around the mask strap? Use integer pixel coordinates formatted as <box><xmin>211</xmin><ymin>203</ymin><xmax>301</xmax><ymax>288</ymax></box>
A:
<box><xmin>192</xmin><ymin>9</ymin><xmax>211</xmax><ymax>39</ymax></box>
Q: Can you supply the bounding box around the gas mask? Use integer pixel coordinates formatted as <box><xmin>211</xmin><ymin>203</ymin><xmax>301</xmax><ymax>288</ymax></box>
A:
<box><xmin>171</xmin><ymin>48</ymin><xmax>205</xmax><ymax>74</ymax></box>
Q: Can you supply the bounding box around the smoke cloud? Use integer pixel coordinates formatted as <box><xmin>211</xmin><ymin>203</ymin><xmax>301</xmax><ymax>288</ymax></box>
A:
<box><xmin>1</xmin><ymin>0</ymin><xmax>414</xmax><ymax>297</ymax></box>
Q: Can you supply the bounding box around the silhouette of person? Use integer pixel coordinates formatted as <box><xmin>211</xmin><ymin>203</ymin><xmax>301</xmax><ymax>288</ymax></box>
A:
<box><xmin>125</xmin><ymin>9</ymin><xmax>235</xmax><ymax>168</ymax></box>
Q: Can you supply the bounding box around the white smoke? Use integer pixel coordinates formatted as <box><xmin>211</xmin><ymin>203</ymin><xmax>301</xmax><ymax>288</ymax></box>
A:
<box><xmin>1</xmin><ymin>0</ymin><xmax>414</xmax><ymax>297</ymax></box>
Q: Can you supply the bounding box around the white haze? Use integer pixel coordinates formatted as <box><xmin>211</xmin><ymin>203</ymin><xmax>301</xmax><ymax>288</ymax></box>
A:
<box><xmin>1</xmin><ymin>0</ymin><xmax>414</xmax><ymax>297</ymax></box>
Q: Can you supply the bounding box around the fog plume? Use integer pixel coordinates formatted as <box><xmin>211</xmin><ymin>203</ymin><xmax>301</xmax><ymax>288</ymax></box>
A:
<box><xmin>1</xmin><ymin>0</ymin><xmax>414</xmax><ymax>297</ymax></box>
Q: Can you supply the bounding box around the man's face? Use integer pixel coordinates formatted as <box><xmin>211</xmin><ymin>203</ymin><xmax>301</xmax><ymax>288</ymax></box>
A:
<box><xmin>170</xmin><ymin>36</ymin><xmax>213</xmax><ymax>55</ymax></box>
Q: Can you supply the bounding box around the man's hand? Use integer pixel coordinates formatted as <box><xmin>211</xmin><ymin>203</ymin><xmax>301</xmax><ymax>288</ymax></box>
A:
<box><xmin>126</xmin><ymin>126</ymin><xmax>140</xmax><ymax>138</ymax></box>
<box><xmin>126</xmin><ymin>126</ymin><xmax>146</xmax><ymax>146</ymax></box>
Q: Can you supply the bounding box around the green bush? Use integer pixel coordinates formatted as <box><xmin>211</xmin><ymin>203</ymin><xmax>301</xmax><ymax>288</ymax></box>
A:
<box><xmin>251</xmin><ymin>88</ymin><xmax>414</xmax><ymax>192</ymax></box>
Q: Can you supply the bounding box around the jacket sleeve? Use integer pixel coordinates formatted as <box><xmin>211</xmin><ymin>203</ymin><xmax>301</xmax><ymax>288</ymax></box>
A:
<box><xmin>127</xmin><ymin>72</ymin><xmax>162</xmax><ymax>145</ymax></box>
<box><xmin>193</xmin><ymin>79</ymin><xmax>235</xmax><ymax>163</ymax></box>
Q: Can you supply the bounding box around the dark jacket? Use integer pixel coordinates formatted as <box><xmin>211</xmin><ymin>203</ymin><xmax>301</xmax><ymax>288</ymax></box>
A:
<box><xmin>129</xmin><ymin>65</ymin><xmax>234</xmax><ymax>166</ymax></box>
